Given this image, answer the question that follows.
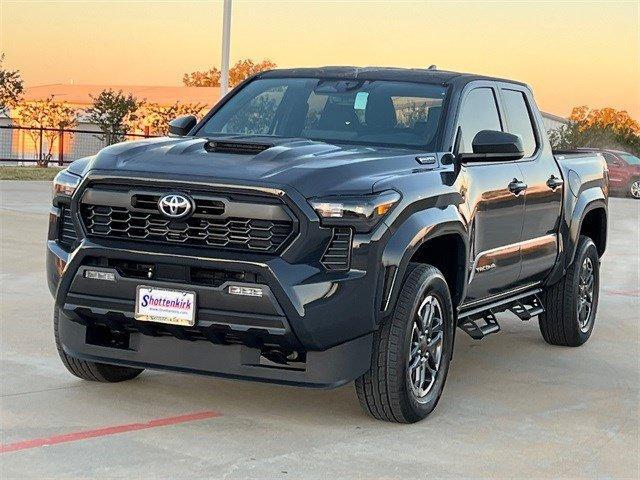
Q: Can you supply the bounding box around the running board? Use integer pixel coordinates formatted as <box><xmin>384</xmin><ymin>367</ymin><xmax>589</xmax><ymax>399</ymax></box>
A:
<box><xmin>507</xmin><ymin>294</ymin><xmax>544</xmax><ymax>321</ymax></box>
<box><xmin>458</xmin><ymin>311</ymin><xmax>500</xmax><ymax>340</ymax></box>
<box><xmin>457</xmin><ymin>288</ymin><xmax>544</xmax><ymax>340</ymax></box>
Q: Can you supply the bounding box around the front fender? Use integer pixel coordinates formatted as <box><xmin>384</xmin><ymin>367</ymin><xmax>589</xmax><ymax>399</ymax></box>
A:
<box><xmin>376</xmin><ymin>205</ymin><xmax>468</xmax><ymax>320</ymax></box>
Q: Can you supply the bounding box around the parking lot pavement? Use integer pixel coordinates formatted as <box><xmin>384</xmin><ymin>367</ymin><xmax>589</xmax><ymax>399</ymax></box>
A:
<box><xmin>0</xmin><ymin>180</ymin><xmax>638</xmax><ymax>479</ymax></box>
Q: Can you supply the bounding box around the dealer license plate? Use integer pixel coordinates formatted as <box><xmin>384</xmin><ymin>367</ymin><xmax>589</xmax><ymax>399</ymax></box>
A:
<box><xmin>135</xmin><ymin>286</ymin><xmax>196</xmax><ymax>326</ymax></box>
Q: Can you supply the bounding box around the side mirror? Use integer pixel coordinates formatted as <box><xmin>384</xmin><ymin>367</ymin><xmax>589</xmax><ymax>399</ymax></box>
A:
<box><xmin>459</xmin><ymin>130</ymin><xmax>524</xmax><ymax>162</ymax></box>
<box><xmin>168</xmin><ymin>115</ymin><xmax>197</xmax><ymax>136</ymax></box>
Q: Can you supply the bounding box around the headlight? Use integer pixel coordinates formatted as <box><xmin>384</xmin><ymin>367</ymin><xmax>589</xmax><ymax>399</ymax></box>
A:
<box><xmin>309</xmin><ymin>190</ymin><xmax>401</xmax><ymax>233</ymax></box>
<box><xmin>53</xmin><ymin>169</ymin><xmax>81</xmax><ymax>197</ymax></box>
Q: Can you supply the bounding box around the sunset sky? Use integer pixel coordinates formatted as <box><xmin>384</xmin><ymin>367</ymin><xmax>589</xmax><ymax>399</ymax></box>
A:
<box><xmin>1</xmin><ymin>0</ymin><xmax>638</xmax><ymax>118</ymax></box>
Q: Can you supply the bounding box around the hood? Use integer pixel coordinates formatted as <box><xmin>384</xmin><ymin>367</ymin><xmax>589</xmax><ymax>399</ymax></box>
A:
<box><xmin>74</xmin><ymin>136</ymin><xmax>425</xmax><ymax>198</ymax></box>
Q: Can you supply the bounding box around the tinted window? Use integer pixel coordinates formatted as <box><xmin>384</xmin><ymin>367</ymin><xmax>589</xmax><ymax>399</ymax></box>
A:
<box><xmin>502</xmin><ymin>89</ymin><xmax>537</xmax><ymax>157</ymax></box>
<box><xmin>620</xmin><ymin>153</ymin><xmax>640</xmax><ymax>165</ymax></box>
<box><xmin>199</xmin><ymin>78</ymin><xmax>447</xmax><ymax>149</ymax></box>
<box><xmin>457</xmin><ymin>88</ymin><xmax>502</xmax><ymax>153</ymax></box>
<box><xmin>602</xmin><ymin>152</ymin><xmax>619</xmax><ymax>165</ymax></box>
<box><xmin>213</xmin><ymin>82</ymin><xmax>287</xmax><ymax>135</ymax></box>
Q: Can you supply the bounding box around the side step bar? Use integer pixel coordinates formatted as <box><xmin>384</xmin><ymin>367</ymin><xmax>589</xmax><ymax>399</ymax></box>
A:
<box><xmin>508</xmin><ymin>295</ymin><xmax>544</xmax><ymax>320</ymax></box>
<box><xmin>459</xmin><ymin>311</ymin><xmax>500</xmax><ymax>340</ymax></box>
<box><xmin>457</xmin><ymin>289</ymin><xmax>545</xmax><ymax>340</ymax></box>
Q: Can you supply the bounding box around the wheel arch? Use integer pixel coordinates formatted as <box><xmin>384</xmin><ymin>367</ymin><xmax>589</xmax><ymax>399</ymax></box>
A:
<box><xmin>579</xmin><ymin>206</ymin><xmax>607</xmax><ymax>257</ymax></box>
<box><xmin>409</xmin><ymin>234</ymin><xmax>467</xmax><ymax>307</ymax></box>
<box><xmin>377</xmin><ymin>206</ymin><xmax>469</xmax><ymax>322</ymax></box>
<box><xmin>568</xmin><ymin>185</ymin><xmax>607</xmax><ymax>262</ymax></box>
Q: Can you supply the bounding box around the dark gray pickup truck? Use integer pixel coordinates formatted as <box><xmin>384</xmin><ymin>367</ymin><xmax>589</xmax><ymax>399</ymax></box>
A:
<box><xmin>48</xmin><ymin>67</ymin><xmax>608</xmax><ymax>422</ymax></box>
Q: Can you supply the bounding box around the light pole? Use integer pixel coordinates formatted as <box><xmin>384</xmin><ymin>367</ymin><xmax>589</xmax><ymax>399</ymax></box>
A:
<box><xmin>220</xmin><ymin>0</ymin><xmax>232</xmax><ymax>99</ymax></box>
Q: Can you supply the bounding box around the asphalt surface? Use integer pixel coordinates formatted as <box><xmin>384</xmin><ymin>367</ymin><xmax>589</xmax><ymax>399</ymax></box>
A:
<box><xmin>1</xmin><ymin>181</ymin><xmax>638</xmax><ymax>479</ymax></box>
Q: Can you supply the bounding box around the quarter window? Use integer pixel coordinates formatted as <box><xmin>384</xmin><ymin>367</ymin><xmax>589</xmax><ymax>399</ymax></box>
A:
<box><xmin>502</xmin><ymin>89</ymin><xmax>537</xmax><ymax>157</ymax></box>
<box><xmin>457</xmin><ymin>88</ymin><xmax>502</xmax><ymax>153</ymax></box>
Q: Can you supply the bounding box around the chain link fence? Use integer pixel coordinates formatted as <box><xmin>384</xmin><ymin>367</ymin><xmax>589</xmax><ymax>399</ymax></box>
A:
<box><xmin>0</xmin><ymin>125</ymin><xmax>157</xmax><ymax>166</ymax></box>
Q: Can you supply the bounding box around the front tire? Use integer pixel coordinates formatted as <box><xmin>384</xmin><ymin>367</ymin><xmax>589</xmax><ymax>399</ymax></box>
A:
<box><xmin>629</xmin><ymin>179</ymin><xmax>640</xmax><ymax>199</ymax></box>
<box><xmin>355</xmin><ymin>264</ymin><xmax>454</xmax><ymax>423</ymax></box>
<box><xmin>54</xmin><ymin>309</ymin><xmax>144</xmax><ymax>382</ymax></box>
<box><xmin>539</xmin><ymin>235</ymin><xmax>600</xmax><ymax>346</ymax></box>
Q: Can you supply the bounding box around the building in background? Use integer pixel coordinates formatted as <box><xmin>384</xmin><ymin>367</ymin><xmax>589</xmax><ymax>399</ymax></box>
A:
<box><xmin>541</xmin><ymin>111</ymin><xmax>570</xmax><ymax>132</ymax></box>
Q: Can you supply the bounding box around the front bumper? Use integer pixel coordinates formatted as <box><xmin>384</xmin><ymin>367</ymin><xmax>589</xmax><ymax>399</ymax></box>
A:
<box><xmin>56</xmin><ymin>308</ymin><xmax>372</xmax><ymax>388</ymax></box>
<box><xmin>47</xmin><ymin>216</ymin><xmax>379</xmax><ymax>388</ymax></box>
<box><xmin>46</xmin><ymin>173</ymin><xmax>391</xmax><ymax>387</ymax></box>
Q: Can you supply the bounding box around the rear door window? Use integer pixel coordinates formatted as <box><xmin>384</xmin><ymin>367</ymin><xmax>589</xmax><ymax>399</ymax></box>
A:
<box><xmin>457</xmin><ymin>88</ymin><xmax>502</xmax><ymax>153</ymax></box>
<box><xmin>502</xmin><ymin>89</ymin><xmax>538</xmax><ymax>157</ymax></box>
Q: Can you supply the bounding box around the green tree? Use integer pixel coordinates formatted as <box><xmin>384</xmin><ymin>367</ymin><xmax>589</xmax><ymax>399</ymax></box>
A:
<box><xmin>0</xmin><ymin>53</ymin><xmax>24</xmax><ymax>115</ymax></box>
<box><xmin>549</xmin><ymin>106</ymin><xmax>640</xmax><ymax>156</ymax></box>
<box><xmin>182</xmin><ymin>59</ymin><xmax>276</xmax><ymax>88</ymax></box>
<box><xmin>228</xmin><ymin>59</ymin><xmax>276</xmax><ymax>88</ymax></box>
<box><xmin>86</xmin><ymin>89</ymin><xmax>143</xmax><ymax>144</ymax></box>
<box><xmin>183</xmin><ymin>67</ymin><xmax>221</xmax><ymax>87</ymax></box>
<box><xmin>127</xmin><ymin>101</ymin><xmax>207</xmax><ymax>136</ymax></box>
<box><xmin>12</xmin><ymin>96</ymin><xmax>78</xmax><ymax>166</ymax></box>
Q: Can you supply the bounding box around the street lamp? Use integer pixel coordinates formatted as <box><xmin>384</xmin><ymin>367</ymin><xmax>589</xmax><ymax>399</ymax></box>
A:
<box><xmin>220</xmin><ymin>0</ymin><xmax>232</xmax><ymax>99</ymax></box>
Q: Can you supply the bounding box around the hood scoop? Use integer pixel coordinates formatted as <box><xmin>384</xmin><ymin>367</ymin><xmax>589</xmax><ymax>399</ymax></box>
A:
<box><xmin>204</xmin><ymin>139</ymin><xmax>273</xmax><ymax>155</ymax></box>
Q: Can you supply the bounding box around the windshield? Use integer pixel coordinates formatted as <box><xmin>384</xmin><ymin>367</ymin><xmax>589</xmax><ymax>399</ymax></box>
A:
<box><xmin>620</xmin><ymin>153</ymin><xmax>640</xmax><ymax>165</ymax></box>
<box><xmin>197</xmin><ymin>78</ymin><xmax>447</xmax><ymax>150</ymax></box>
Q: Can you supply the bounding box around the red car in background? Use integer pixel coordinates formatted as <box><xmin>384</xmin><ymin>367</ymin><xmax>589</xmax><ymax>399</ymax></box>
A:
<box><xmin>579</xmin><ymin>149</ymin><xmax>640</xmax><ymax>199</ymax></box>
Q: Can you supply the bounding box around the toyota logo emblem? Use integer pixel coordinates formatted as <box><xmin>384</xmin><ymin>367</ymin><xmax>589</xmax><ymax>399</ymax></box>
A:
<box><xmin>158</xmin><ymin>194</ymin><xmax>193</xmax><ymax>219</ymax></box>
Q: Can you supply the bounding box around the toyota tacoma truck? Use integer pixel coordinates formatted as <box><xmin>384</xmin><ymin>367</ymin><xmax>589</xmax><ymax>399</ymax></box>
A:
<box><xmin>48</xmin><ymin>67</ymin><xmax>608</xmax><ymax>423</ymax></box>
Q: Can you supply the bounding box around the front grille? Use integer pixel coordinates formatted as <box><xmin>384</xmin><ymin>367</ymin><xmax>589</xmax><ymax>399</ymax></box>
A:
<box><xmin>58</xmin><ymin>206</ymin><xmax>78</xmax><ymax>249</ymax></box>
<box><xmin>321</xmin><ymin>227</ymin><xmax>353</xmax><ymax>271</ymax></box>
<box><xmin>82</xmin><ymin>205</ymin><xmax>293</xmax><ymax>252</ymax></box>
<box><xmin>79</xmin><ymin>186</ymin><xmax>296</xmax><ymax>254</ymax></box>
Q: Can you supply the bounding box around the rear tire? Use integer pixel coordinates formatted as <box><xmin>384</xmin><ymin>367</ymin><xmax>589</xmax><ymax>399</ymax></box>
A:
<box><xmin>54</xmin><ymin>309</ymin><xmax>144</xmax><ymax>382</ymax></box>
<box><xmin>539</xmin><ymin>235</ymin><xmax>600</xmax><ymax>346</ymax></box>
<box><xmin>355</xmin><ymin>264</ymin><xmax>454</xmax><ymax>423</ymax></box>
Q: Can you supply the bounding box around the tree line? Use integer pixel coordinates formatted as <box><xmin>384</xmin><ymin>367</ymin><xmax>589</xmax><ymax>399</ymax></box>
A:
<box><xmin>549</xmin><ymin>106</ymin><xmax>640</xmax><ymax>156</ymax></box>
<box><xmin>2</xmin><ymin>53</ymin><xmax>638</xmax><ymax>160</ymax></box>
<box><xmin>0</xmin><ymin>56</ymin><xmax>277</xmax><ymax>162</ymax></box>
<box><xmin>182</xmin><ymin>58</ymin><xmax>276</xmax><ymax>87</ymax></box>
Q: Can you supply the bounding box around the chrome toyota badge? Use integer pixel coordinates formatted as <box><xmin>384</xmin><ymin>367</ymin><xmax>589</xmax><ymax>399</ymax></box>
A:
<box><xmin>158</xmin><ymin>194</ymin><xmax>192</xmax><ymax>219</ymax></box>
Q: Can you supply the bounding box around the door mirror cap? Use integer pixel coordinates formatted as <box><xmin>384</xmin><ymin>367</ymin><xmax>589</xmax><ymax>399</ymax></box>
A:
<box><xmin>459</xmin><ymin>130</ymin><xmax>525</xmax><ymax>162</ymax></box>
<box><xmin>168</xmin><ymin>115</ymin><xmax>198</xmax><ymax>136</ymax></box>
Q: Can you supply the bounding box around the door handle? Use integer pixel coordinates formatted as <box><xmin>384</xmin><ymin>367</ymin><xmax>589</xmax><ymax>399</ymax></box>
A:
<box><xmin>508</xmin><ymin>179</ymin><xmax>527</xmax><ymax>195</ymax></box>
<box><xmin>546</xmin><ymin>175</ymin><xmax>564</xmax><ymax>190</ymax></box>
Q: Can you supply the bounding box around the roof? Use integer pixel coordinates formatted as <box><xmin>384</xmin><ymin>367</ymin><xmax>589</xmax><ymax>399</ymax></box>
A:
<box><xmin>22</xmin><ymin>84</ymin><xmax>220</xmax><ymax>107</ymax></box>
<box><xmin>260</xmin><ymin>66</ymin><xmax>528</xmax><ymax>87</ymax></box>
<box><xmin>541</xmin><ymin>111</ymin><xmax>570</xmax><ymax>124</ymax></box>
